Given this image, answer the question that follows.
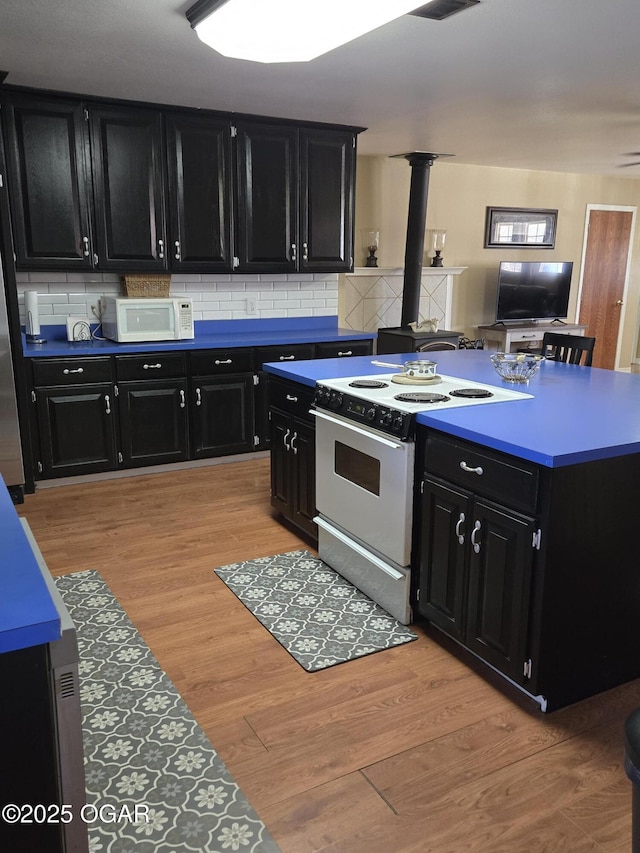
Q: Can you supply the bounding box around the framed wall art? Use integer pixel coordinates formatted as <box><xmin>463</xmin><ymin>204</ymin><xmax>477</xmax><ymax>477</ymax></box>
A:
<box><xmin>484</xmin><ymin>207</ymin><xmax>558</xmax><ymax>249</ymax></box>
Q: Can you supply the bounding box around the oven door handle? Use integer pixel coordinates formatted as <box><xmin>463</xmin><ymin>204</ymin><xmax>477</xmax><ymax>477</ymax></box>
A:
<box><xmin>314</xmin><ymin>517</ymin><xmax>405</xmax><ymax>580</ymax></box>
<box><xmin>309</xmin><ymin>409</ymin><xmax>406</xmax><ymax>450</ymax></box>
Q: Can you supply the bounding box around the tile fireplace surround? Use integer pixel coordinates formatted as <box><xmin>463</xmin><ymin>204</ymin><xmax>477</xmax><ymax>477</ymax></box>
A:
<box><xmin>340</xmin><ymin>267</ymin><xmax>467</xmax><ymax>333</ymax></box>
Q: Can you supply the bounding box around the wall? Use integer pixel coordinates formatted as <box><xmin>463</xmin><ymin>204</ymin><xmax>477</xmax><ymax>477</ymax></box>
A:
<box><xmin>15</xmin><ymin>272</ymin><xmax>338</xmax><ymax>325</ymax></box>
<box><xmin>353</xmin><ymin>157</ymin><xmax>640</xmax><ymax>365</ymax></box>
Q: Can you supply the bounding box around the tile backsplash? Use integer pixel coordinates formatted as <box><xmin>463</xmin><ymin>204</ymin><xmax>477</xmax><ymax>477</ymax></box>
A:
<box><xmin>16</xmin><ymin>271</ymin><xmax>339</xmax><ymax>325</ymax></box>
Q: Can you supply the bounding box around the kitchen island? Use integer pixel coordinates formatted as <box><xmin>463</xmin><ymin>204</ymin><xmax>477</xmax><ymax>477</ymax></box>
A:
<box><xmin>264</xmin><ymin>350</ymin><xmax>640</xmax><ymax>711</ymax></box>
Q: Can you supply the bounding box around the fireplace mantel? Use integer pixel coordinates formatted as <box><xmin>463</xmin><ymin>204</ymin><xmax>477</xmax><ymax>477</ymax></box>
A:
<box><xmin>340</xmin><ymin>267</ymin><xmax>467</xmax><ymax>333</ymax></box>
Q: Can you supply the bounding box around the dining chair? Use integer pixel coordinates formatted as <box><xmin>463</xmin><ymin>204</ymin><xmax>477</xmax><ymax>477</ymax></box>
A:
<box><xmin>541</xmin><ymin>332</ymin><xmax>596</xmax><ymax>366</ymax></box>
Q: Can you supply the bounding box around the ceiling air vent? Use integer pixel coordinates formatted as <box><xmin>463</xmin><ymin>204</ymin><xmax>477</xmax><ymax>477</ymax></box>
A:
<box><xmin>409</xmin><ymin>0</ymin><xmax>480</xmax><ymax>20</ymax></box>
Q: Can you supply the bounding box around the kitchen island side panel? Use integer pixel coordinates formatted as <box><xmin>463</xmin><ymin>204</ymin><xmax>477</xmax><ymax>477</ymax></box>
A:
<box><xmin>529</xmin><ymin>452</ymin><xmax>640</xmax><ymax>710</ymax></box>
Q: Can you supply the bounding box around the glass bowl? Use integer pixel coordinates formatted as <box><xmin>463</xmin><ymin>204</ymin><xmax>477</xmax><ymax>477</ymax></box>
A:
<box><xmin>490</xmin><ymin>352</ymin><xmax>544</xmax><ymax>383</ymax></box>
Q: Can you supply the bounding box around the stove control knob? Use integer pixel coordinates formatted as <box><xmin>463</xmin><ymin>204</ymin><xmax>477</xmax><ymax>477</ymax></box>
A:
<box><xmin>366</xmin><ymin>406</ymin><xmax>377</xmax><ymax>421</ymax></box>
<box><xmin>330</xmin><ymin>391</ymin><xmax>343</xmax><ymax>409</ymax></box>
<box><xmin>380</xmin><ymin>411</ymin><xmax>393</xmax><ymax>427</ymax></box>
<box><xmin>393</xmin><ymin>415</ymin><xmax>405</xmax><ymax>431</ymax></box>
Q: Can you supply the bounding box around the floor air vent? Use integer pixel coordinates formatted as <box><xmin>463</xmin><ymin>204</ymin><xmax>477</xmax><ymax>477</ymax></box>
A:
<box><xmin>409</xmin><ymin>0</ymin><xmax>480</xmax><ymax>20</ymax></box>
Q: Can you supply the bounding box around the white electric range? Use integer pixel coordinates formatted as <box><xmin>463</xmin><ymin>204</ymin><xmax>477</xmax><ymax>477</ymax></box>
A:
<box><xmin>311</xmin><ymin>371</ymin><xmax>533</xmax><ymax>623</ymax></box>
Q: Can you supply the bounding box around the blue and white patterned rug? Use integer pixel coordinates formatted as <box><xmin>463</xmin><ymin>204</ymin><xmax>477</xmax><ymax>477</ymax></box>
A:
<box><xmin>55</xmin><ymin>570</ymin><xmax>280</xmax><ymax>853</ymax></box>
<box><xmin>214</xmin><ymin>550</ymin><xmax>418</xmax><ymax>671</ymax></box>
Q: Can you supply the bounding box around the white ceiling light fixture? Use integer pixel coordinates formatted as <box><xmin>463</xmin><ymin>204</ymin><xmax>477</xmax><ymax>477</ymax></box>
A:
<box><xmin>186</xmin><ymin>0</ymin><xmax>434</xmax><ymax>64</ymax></box>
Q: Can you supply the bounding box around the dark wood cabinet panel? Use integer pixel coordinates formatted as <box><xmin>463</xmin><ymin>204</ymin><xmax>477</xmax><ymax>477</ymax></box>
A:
<box><xmin>165</xmin><ymin>113</ymin><xmax>233</xmax><ymax>271</ymax></box>
<box><xmin>89</xmin><ymin>105</ymin><xmax>166</xmax><ymax>270</ymax></box>
<box><xmin>300</xmin><ymin>129</ymin><xmax>355</xmax><ymax>271</ymax></box>
<box><xmin>3</xmin><ymin>95</ymin><xmax>94</xmax><ymax>269</ymax></box>
<box><xmin>118</xmin><ymin>380</ymin><xmax>188</xmax><ymax>466</ymax></box>
<box><xmin>235</xmin><ymin>122</ymin><xmax>298</xmax><ymax>272</ymax></box>
<box><xmin>34</xmin><ymin>385</ymin><xmax>117</xmax><ymax>477</ymax></box>
<box><xmin>190</xmin><ymin>374</ymin><xmax>255</xmax><ymax>458</ymax></box>
<box><xmin>289</xmin><ymin>417</ymin><xmax>316</xmax><ymax>535</ymax></box>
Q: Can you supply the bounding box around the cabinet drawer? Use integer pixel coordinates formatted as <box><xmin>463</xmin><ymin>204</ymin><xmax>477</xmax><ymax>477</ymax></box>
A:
<box><xmin>32</xmin><ymin>357</ymin><xmax>112</xmax><ymax>387</ymax></box>
<box><xmin>424</xmin><ymin>432</ymin><xmax>539</xmax><ymax>513</ymax></box>
<box><xmin>256</xmin><ymin>344</ymin><xmax>316</xmax><ymax>369</ymax></box>
<box><xmin>115</xmin><ymin>353</ymin><xmax>186</xmax><ymax>381</ymax></box>
<box><xmin>315</xmin><ymin>340</ymin><xmax>373</xmax><ymax>358</ymax></box>
<box><xmin>190</xmin><ymin>348</ymin><xmax>254</xmax><ymax>376</ymax></box>
<box><xmin>268</xmin><ymin>377</ymin><xmax>315</xmax><ymax>419</ymax></box>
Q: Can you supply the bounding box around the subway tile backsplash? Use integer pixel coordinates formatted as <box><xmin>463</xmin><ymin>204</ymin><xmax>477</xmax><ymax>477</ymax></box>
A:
<box><xmin>16</xmin><ymin>272</ymin><xmax>339</xmax><ymax>324</ymax></box>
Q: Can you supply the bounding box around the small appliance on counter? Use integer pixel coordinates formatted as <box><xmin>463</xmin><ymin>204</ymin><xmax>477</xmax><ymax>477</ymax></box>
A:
<box><xmin>100</xmin><ymin>296</ymin><xmax>194</xmax><ymax>342</ymax></box>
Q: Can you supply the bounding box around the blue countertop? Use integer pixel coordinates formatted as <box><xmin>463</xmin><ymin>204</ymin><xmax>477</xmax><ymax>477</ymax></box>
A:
<box><xmin>0</xmin><ymin>477</ymin><xmax>61</xmax><ymax>654</ymax></box>
<box><xmin>263</xmin><ymin>349</ymin><xmax>640</xmax><ymax>467</ymax></box>
<box><xmin>23</xmin><ymin>317</ymin><xmax>375</xmax><ymax>358</ymax></box>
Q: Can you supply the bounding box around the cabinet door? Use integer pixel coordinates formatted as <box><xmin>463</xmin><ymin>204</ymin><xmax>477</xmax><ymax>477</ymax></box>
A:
<box><xmin>191</xmin><ymin>374</ymin><xmax>255</xmax><ymax>458</ymax></box>
<box><xmin>290</xmin><ymin>416</ymin><xmax>317</xmax><ymax>538</ymax></box>
<box><xmin>418</xmin><ymin>477</ymin><xmax>471</xmax><ymax>641</ymax></box>
<box><xmin>118</xmin><ymin>380</ymin><xmax>188</xmax><ymax>466</ymax></box>
<box><xmin>300</xmin><ymin>129</ymin><xmax>355</xmax><ymax>272</ymax></box>
<box><xmin>269</xmin><ymin>407</ymin><xmax>292</xmax><ymax>517</ymax></box>
<box><xmin>465</xmin><ymin>499</ymin><xmax>536</xmax><ymax>682</ymax></box>
<box><xmin>3</xmin><ymin>95</ymin><xmax>94</xmax><ymax>269</ymax></box>
<box><xmin>89</xmin><ymin>106</ymin><xmax>166</xmax><ymax>270</ymax></box>
<box><xmin>35</xmin><ymin>385</ymin><xmax>117</xmax><ymax>477</ymax></box>
<box><xmin>165</xmin><ymin>113</ymin><xmax>233</xmax><ymax>271</ymax></box>
<box><xmin>235</xmin><ymin>123</ymin><xmax>298</xmax><ymax>272</ymax></box>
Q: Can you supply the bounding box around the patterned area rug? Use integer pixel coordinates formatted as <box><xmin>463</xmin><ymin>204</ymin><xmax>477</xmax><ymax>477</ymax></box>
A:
<box><xmin>214</xmin><ymin>550</ymin><xmax>418</xmax><ymax>671</ymax></box>
<box><xmin>55</xmin><ymin>570</ymin><xmax>280</xmax><ymax>853</ymax></box>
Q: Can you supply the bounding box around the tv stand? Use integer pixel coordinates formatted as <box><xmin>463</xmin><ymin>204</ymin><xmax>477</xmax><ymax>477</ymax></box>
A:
<box><xmin>477</xmin><ymin>322</ymin><xmax>587</xmax><ymax>353</ymax></box>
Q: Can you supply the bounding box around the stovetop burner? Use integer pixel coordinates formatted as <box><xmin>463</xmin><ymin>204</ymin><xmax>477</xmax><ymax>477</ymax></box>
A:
<box><xmin>394</xmin><ymin>391</ymin><xmax>450</xmax><ymax>404</ymax></box>
<box><xmin>348</xmin><ymin>379</ymin><xmax>389</xmax><ymax>388</ymax></box>
<box><xmin>449</xmin><ymin>387</ymin><xmax>494</xmax><ymax>399</ymax></box>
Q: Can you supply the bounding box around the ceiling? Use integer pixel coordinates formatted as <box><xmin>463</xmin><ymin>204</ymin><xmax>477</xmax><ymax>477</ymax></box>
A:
<box><xmin>2</xmin><ymin>0</ymin><xmax>640</xmax><ymax>178</ymax></box>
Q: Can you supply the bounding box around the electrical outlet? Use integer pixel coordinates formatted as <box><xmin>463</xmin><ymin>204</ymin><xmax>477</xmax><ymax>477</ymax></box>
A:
<box><xmin>246</xmin><ymin>297</ymin><xmax>257</xmax><ymax>315</ymax></box>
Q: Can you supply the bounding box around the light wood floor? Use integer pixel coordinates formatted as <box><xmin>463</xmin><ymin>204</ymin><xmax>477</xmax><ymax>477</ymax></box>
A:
<box><xmin>17</xmin><ymin>460</ymin><xmax>637</xmax><ymax>852</ymax></box>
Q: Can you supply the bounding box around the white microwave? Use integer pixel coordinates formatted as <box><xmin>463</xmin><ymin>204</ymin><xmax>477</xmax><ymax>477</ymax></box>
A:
<box><xmin>100</xmin><ymin>297</ymin><xmax>194</xmax><ymax>343</ymax></box>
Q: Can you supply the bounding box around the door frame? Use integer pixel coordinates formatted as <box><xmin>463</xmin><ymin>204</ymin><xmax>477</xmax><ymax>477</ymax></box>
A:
<box><xmin>575</xmin><ymin>204</ymin><xmax>636</xmax><ymax>371</ymax></box>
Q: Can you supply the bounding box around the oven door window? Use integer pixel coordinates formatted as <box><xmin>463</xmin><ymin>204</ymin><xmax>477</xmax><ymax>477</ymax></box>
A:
<box><xmin>334</xmin><ymin>441</ymin><xmax>380</xmax><ymax>496</ymax></box>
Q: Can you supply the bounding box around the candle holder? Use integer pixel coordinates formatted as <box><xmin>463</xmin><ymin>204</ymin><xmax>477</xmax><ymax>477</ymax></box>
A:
<box><xmin>365</xmin><ymin>230</ymin><xmax>380</xmax><ymax>267</ymax></box>
<box><xmin>427</xmin><ymin>229</ymin><xmax>447</xmax><ymax>267</ymax></box>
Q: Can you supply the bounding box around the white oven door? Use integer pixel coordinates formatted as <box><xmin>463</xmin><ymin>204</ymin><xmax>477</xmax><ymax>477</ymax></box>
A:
<box><xmin>313</xmin><ymin>410</ymin><xmax>415</xmax><ymax>567</ymax></box>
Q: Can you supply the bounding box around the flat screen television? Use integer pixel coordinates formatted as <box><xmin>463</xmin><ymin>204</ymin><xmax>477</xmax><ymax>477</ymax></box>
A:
<box><xmin>495</xmin><ymin>261</ymin><xmax>573</xmax><ymax>323</ymax></box>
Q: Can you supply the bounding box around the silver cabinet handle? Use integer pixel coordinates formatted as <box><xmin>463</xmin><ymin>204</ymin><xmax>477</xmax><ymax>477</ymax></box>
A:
<box><xmin>214</xmin><ymin>359</ymin><xmax>232</xmax><ymax>365</ymax></box>
<box><xmin>283</xmin><ymin>428</ymin><xmax>291</xmax><ymax>451</ymax></box>
<box><xmin>82</xmin><ymin>236</ymin><xmax>90</xmax><ymax>257</ymax></box>
<box><xmin>291</xmin><ymin>243</ymin><xmax>297</xmax><ymax>262</ymax></box>
<box><xmin>302</xmin><ymin>242</ymin><xmax>308</xmax><ymax>261</ymax></box>
<box><xmin>279</xmin><ymin>355</ymin><xmax>296</xmax><ymax>361</ymax></box>
<box><xmin>143</xmin><ymin>363</ymin><xmax>162</xmax><ymax>370</ymax></box>
<box><xmin>158</xmin><ymin>239</ymin><xmax>164</xmax><ymax>259</ymax></box>
<box><xmin>460</xmin><ymin>461</ymin><xmax>484</xmax><ymax>476</ymax></box>
<box><xmin>471</xmin><ymin>520</ymin><xmax>481</xmax><ymax>554</ymax></box>
<box><xmin>179</xmin><ymin>389</ymin><xmax>185</xmax><ymax>409</ymax></box>
<box><xmin>286</xmin><ymin>394</ymin><xmax>298</xmax><ymax>402</ymax></box>
<box><xmin>105</xmin><ymin>394</ymin><xmax>111</xmax><ymax>415</ymax></box>
<box><xmin>174</xmin><ymin>240</ymin><xmax>181</xmax><ymax>260</ymax></box>
<box><xmin>195</xmin><ymin>387</ymin><xmax>202</xmax><ymax>407</ymax></box>
<box><xmin>63</xmin><ymin>367</ymin><xmax>84</xmax><ymax>375</ymax></box>
<box><xmin>455</xmin><ymin>512</ymin><xmax>466</xmax><ymax>545</ymax></box>
<box><xmin>290</xmin><ymin>431</ymin><xmax>298</xmax><ymax>454</ymax></box>
<box><xmin>337</xmin><ymin>350</ymin><xmax>353</xmax><ymax>357</ymax></box>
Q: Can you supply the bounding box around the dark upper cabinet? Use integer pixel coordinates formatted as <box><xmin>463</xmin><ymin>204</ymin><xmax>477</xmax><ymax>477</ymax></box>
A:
<box><xmin>89</xmin><ymin>105</ymin><xmax>167</xmax><ymax>270</ymax></box>
<box><xmin>235</xmin><ymin>123</ymin><xmax>356</xmax><ymax>273</ymax></box>
<box><xmin>165</xmin><ymin>112</ymin><xmax>233</xmax><ymax>272</ymax></box>
<box><xmin>235</xmin><ymin>122</ymin><xmax>298</xmax><ymax>272</ymax></box>
<box><xmin>299</xmin><ymin>129</ymin><xmax>355</xmax><ymax>272</ymax></box>
<box><xmin>2</xmin><ymin>94</ymin><xmax>94</xmax><ymax>269</ymax></box>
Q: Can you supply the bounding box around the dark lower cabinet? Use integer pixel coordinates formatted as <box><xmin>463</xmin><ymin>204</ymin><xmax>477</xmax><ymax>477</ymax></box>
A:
<box><xmin>269</xmin><ymin>379</ymin><xmax>317</xmax><ymax>540</ymax></box>
<box><xmin>418</xmin><ymin>476</ymin><xmax>535</xmax><ymax>683</ymax></box>
<box><xmin>191</xmin><ymin>374</ymin><xmax>255</xmax><ymax>458</ymax></box>
<box><xmin>34</xmin><ymin>384</ymin><xmax>118</xmax><ymax>478</ymax></box>
<box><xmin>118</xmin><ymin>380</ymin><xmax>188</xmax><ymax>467</ymax></box>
